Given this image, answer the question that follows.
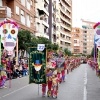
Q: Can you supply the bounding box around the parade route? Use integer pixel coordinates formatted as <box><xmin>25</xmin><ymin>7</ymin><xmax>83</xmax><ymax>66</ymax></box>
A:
<box><xmin>0</xmin><ymin>64</ymin><xmax>100</xmax><ymax>100</ymax></box>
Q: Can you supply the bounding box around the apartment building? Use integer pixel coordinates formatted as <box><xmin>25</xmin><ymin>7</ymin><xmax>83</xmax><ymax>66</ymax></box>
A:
<box><xmin>0</xmin><ymin>0</ymin><xmax>35</xmax><ymax>33</ymax></box>
<box><xmin>35</xmin><ymin>0</ymin><xmax>49</xmax><ymax>39</ymax></box>
<box><xmin>48</xmin><ymin>0</ymin><xmax>59</xmax><ymax>43</ymax></box>
<box><xmin>81</xmin><ymin>19</ymin><xmax>95</xmax><ymax>55</ymax></box>
<box><xmin>59</xmin><ymin>0</ymin><xmax>72</xmax><ymax>50</ymax></box>
<box><xmin>71</xmin><ymin>28</ymin><xmax>83</xmax><ymax>55</ymax></box>
<box><xmin>48</xmin><ymin>0</ymin><xmax>72</xmax><ymax>50</ymax></box>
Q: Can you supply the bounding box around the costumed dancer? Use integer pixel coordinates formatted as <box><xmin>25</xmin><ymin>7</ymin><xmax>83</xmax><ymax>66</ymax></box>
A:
<box><xmin>0</xmin><ymin>67</ymin><xmax>7</xmax><ymax>88</ymax></box>
<box><xmin>57</xmin><ymin>72</ymin><xmax>62</xmax><ymax>84</ymax></box>
<box><xmin>61</xmin><ymin>69</ymin><xmax>65</xmax><ymax>82</ymax></box>
<box><xmin>50</xmin><ymin>70</ymin><xmax>58</xmax><ymax>99</ymax></box>
<box><xmin>47</xmin><ymin>75</ymin><xmax>52</xmax><ymax>97</ymax></box>
<box><xmin>42</xmin><ymin>83</ymin><xmax>47</xmax><ymax>97</ymax></box>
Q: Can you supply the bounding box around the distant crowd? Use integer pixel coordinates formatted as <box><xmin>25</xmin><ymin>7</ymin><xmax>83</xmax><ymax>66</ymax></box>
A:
<box><xmin>0</xmin><ymin>56</ymin><xmax>29</xmax><ymax>88</ymax></box>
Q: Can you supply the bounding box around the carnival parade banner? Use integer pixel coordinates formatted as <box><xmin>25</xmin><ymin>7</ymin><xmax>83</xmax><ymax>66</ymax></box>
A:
<box><xmin>29</xmin><ymin>45</ymin><xmax>46</xmax><ymax>84</ymax></box>
<box><xmin>94</xmin><ymin>22</ymin><xmax>100</xmax><ymax>68</ymax></box>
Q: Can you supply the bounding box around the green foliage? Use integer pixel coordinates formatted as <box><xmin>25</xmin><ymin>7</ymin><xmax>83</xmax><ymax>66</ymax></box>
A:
<box><xmin>18</xmin><ymin>30</ymin><xmax>31</xmax><ymax>50</ymax></box>
<box><xmin>31</xmin><ymin>37</ymin><xmax>59</xmax><ymax>50</ymax></box>
<box><xmin>52</xmin><ymin>43</ymin><xmax>59</xmax><ymax>50</ymax></box>
<box><xmin>91</xmin><ymin>48</ymin><xmax>94</xmax><ymax>57</ymax></box>
<box><xmin>18</xmin><ymin>32</ymin><xmax>59</xmax><ymax>51</ymax></box>
<box><xmin>47</xmin><ymin>43</ymin><xmax>59</xmax><ymax>51</ymax></box>
<box><xmin>64</xmin><ymin>48</ymin><xmax>72</xmax><ymax>56</ymax></box>
<box><xmin>31</xmin><ymin>36</ymin><xmax>51</xmax><ymax>47</ymax></box>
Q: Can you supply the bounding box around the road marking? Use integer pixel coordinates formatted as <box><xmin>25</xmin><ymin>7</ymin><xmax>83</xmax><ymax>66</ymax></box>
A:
<box><xmin>83</xmin><ymin>66</ymin><xmax>87</xmax><ymax>100</ymax></box>
<box><xmin>0</xmin><ymin>85</ymin><xmax>29</xmax><ymax>98</ymax></box>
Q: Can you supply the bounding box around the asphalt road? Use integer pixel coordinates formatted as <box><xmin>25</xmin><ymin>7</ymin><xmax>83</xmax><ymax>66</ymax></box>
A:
<box><xmin>0</xmin><ymin>64</ymin><xmax>100</xmax><ymax>100</ymax></box>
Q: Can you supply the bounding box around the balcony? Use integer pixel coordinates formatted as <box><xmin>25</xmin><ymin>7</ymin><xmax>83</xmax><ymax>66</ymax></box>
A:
<box><xmin>64</xmin><ymin>0</ymin><xmax>72</xmax><ymax>7</ymax></box>
<box><xmin>42</xmin><ymin>17</ymin><xmax>49</xmax><ymax>27</ymax></box>
<box><xmin>60</xmin><ymin>37</ymin><xmax>71</xmax><ymax>44</ymax></box>
<box><xmin>60</xmin><ymin>13</ymin><xmax>71</xmax><ymax>25</ymax></box>
<box><xmin>36</xmin><ymin>3</ymin><xmax>49</xmax><ymax>16</ymax></box>
<box><xmin>36</xmin><ymin>32</ymin><xmax>49</xmax><ymax>39</ymax></box>
<box><xmin>60</xmin><ymin>29</ymin><xmax>71</xmax><ymax>37</ymax></box>
<box><xmin>0</xmin><ymin>6</ymin><xmax>11</xmax><ymax>19</ymax></box>
<box><xmin>60</xmin><ymin>0</ymin><xmax>72</xmax><ymax>12</ymax></box>
<box><xmin>60</xmin><ymin>22</ymin><xmax>71</xmax><ymax>31</ymax></box>
<box><xmin>59</xmin><ymin>5</ymin><xmax>71</xmax><ymax>19</ymax></box>
<box><xmin>44</xmin><ymin>0</ymin><xmax>49</xmax><ymax>4</ymax></box>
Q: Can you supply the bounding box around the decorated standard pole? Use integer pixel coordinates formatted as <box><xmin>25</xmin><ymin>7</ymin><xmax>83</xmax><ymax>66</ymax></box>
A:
<box><xmin>0</xmin><ymin>18</ymin><xmax>19</xmax><ymax>88</ymax></box>
<box><xmin>93</xmin><ymin>22</ymin><xmax>100</xmax><ymax>66</ymax></box>
<box><xmin>0</xmin><ymin>35</ymin><xmax>1</xmax><ymax>66</ymax></box>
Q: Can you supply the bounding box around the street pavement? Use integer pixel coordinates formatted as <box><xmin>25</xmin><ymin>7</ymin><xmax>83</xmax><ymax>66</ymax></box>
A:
<box><xmin>0</xmin><ymin>64</ymin><xmax>100</xmax><ymax>100</ymax></box>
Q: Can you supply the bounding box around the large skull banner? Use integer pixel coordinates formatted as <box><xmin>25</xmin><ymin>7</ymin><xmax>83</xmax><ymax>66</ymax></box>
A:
<box><xmin>0</xmin><ymin>19</ymin><xmax>19</xmax><ymax>51</ymax></box>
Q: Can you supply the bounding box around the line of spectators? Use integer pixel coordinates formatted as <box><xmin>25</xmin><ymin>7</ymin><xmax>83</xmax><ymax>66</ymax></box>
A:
<box><xmin>0</xmin><ymin>56</ymin><xmax>29</xmax><ymax>88</ymax></box>
<box><xmin>6</xmin><ymin>57</ymin><xmax>28</xmax><ymax>79</ymax></box>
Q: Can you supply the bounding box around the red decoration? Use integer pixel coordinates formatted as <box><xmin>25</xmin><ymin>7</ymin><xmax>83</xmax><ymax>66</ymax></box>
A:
<box><xmin>1</xmin><ymin>60</ymin><xmax>6</xmax><ymax>64</ymax></box>
<box><xmin>7</xmin><ymin>20</ymin><xmax>11</xmax><ymax>23</ymax></box>
<box><xmin>11</xmin><ymin>29</ymin><xmax>15</xmax><ymax>34</ymax></box>
<box><xmin>3</xmin><ymin>29</ymin><xmax>8</xmax><ymax>34</ymax></box>
<box><xmin>1</xmin><ymin>22</ymin><xmax>4</xmax><ymax>25</ymax></box>
<box><xmin>93</xmin><ymin>22</ymin><xmax>100</xmax><ymax>29</ymax></box>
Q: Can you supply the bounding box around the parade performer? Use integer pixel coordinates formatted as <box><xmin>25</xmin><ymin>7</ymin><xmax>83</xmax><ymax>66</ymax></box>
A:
<box><xmin>0</xmin><ymin>67</ymin><xmax>7</xmax><ymax>88</ymax></box>
<box><xmin>57</xmin><ymin>72</ymin><xmax>62</xmax><ymax>84</ymax></box>
<box><xmin>61</xmin><ymin>69</ymin><xmax>65</xmax><ymax>82</ymax></box>
<box><xmin>47</xmin><ymin>76</ymin><xmax>52</xmax><ymax>97</ymax></box>
<box><xmin>42</xmin><ymin>83</ymin><xmax>47</xmax><ymax>97</ymax></box>
<box><xmin>50</xmin><ymin>71</ymin><xmax>58</xmax><ymax>99</ymax></box>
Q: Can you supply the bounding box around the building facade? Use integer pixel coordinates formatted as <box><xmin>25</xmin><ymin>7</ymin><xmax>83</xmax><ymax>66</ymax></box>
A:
<box><xmin>0</xmin><ymin>0</ymin><xmax>36</xmax><ymax>33</ymax></box>
<box><xmin>58</xmin><ymin>0</ymin><xmax>72</xmax><ymax>50</ymax></box>
<box><xmin>71</xmin><ymin>28</ymin><xmax>83</xmax><ymax>55</ymax></box>
<box><xmin>82</xmin><ymin>19</ymin><xmax>95</xmax><ymax>55</ymax></box>
<box><xmin>48</xmin><ymin>0</ymin><xmax>72</xmax><ymax>50</ymax></box>
<box><xmin>72</xmin><ymin>20</ymin><xmax>95</xmax><ymax>55</ymax></box>
<box><xmin>35</xmin><ymin>0</ymin><xmax>49</xmax><ymax>39</ymax></box>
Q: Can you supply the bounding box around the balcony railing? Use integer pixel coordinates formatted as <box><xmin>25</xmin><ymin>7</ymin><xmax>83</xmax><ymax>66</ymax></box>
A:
<box><xmin>61</xmin><ymin>0</ymin><xmax>72</xmax><ymax>12</ymax></box>
<box><xmin>0</xmin><ymin>6</ymin><xmax>11</xmax><ymax>18</ymax></box>
<box><xmin>59</xmin><ymin>5</ymin><xmax>71</xmax><ymax>19</ymax></box>
<box><xmin>44</xmin><ymin>0</ymin><xmax>49</xmax><ymax>4</ymax></box>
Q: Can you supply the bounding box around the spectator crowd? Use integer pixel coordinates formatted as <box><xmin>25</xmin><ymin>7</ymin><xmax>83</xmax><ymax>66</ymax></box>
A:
<box><xmin>0</xmin><ymin>53</ymin><xmax>29</xmax><ymax>88</ymax></box>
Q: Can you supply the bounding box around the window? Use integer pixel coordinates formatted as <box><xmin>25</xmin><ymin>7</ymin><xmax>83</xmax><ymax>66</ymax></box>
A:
<box><xmin>74</xmin><ymin>40</ymin><xmax>77</xmax><ymax>43</ymax></box>
<box><xmin>26</xmin><ymin>14</ymin><xmax>30</xmax><ymax>27</ymax></box>
<box><xmin>30</xmin><ymin>0</ymin><xmax>33</xmax><ymax>5</ymax></box>
<box><xmin>0</xmin><ymin>0</ymin><xmax>2</xmax><ymax>6</ymax></box>
<box><xmin>83</xmin><ymin>30</ymin><xmax>87</xmax><ymax>33</ymax></box>
<box><xmin>21</xmin><ymin>10</ymin><xmax>25</xmax><ymax>25</ymax></box>
<box><xmin>56</xmin><ymin>26</ymin><xmax>59</xmax><ymax>30</ymax></box>
<box><xmin>26</xmin><ymin>0</ymin><xmax>30</xmax><ymax>10</ymax></box>
<box><xmin>21</xmin><ymin>10</ymin><xmax>24</xmax><ymax>16</ymax></box>
<box><xmin>16</xmin><ymin>6</ymin><xmax>19</xmax><ymax>15</ymax></box>
<box><xmin>21</xmin><ymin>0</ymin><xmax>25</xmax><ymax>6</ymax></box>
<box><xmin>30</xmin><ymin>16</ymin><xmax>33</xmax><ymax>23</ymax></box>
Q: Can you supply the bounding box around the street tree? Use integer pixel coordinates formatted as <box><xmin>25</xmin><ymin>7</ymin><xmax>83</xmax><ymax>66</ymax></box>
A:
<box><xmin>64</xmin><ymin>48</ymin><xmax>72</xmax><ymax>56</ymax></box>
<box><xmin>91</xmin><ymin>48</ymin><xmax>94</xmax><ymax>57</ymax></box>
<box><xmin>18</xmin><ymin>30</ymin><xmax>31</xmax><ymax>51</ymax></box>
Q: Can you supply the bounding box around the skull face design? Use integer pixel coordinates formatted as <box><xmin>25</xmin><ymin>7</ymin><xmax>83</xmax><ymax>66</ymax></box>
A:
<box><xmin>0</xmin><ymin>20</ymin><xmax>19</xmax><ymax>51</ymax></box>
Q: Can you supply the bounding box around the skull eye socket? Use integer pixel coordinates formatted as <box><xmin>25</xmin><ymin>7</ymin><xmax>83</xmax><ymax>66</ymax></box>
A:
<box><xmin>11</xmin><ymin>29</ymin><xmax>15</xmax><ymax>34</ymax></box>
<box><xmin>3</xmin><ymin>29</ymin><xmax>8</xmax><ymax>34</ymax></box>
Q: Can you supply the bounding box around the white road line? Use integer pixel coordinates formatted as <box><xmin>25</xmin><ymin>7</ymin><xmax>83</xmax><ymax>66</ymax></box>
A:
<box><xmin>0</xmin><ymin>85</ymin><xmax>29</xmax><ymax>98</ymax></box>
<box><xmin>83</xmin><ymin>66</ymin><xmax>87</xmax><ymax>100</ymax></box>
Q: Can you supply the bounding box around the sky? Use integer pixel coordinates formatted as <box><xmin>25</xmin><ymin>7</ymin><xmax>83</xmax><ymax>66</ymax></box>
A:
<box><xmin>72</xmin><ymin>0</ymin><xmax>100</xmax><ymax>27</ymax></box>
